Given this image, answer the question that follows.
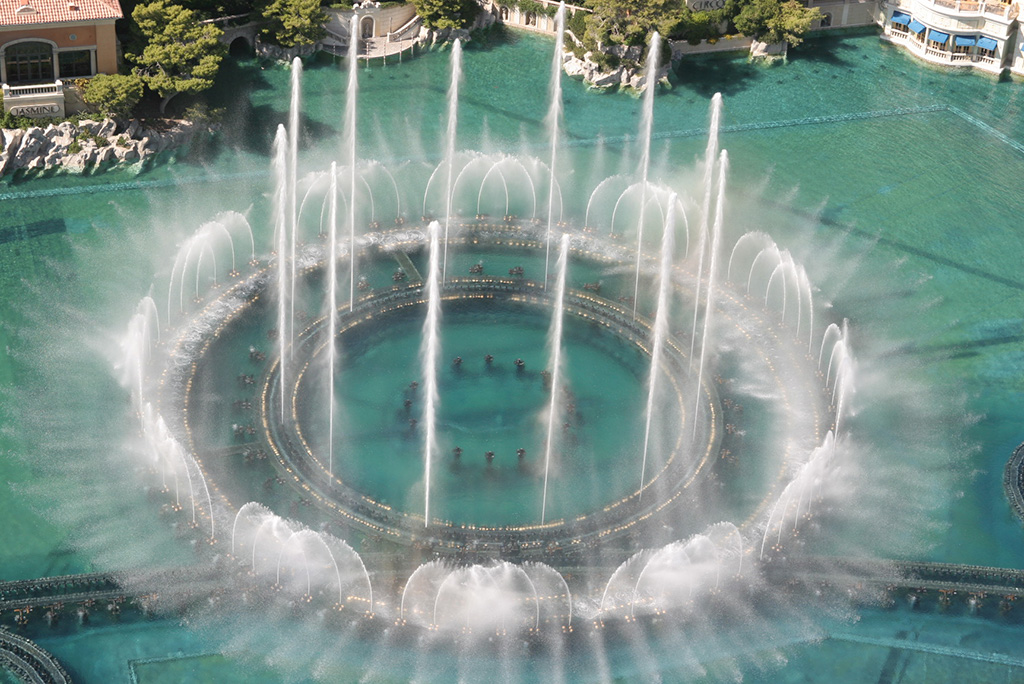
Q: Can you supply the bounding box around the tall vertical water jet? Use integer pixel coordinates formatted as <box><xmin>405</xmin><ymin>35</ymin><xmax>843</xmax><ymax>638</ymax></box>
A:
<box><xmin>638</xmin><ymin>195</ymin><xmax>676</xmax><ymax>503</ymax></box>
<box><xmin>690</xmin><ymin>93</ymin><xmax>722</xmax><ymax>363</ymax></box>
<box><xmin>273</xmin><ymin>125</ymin><xmax>289</xmax><ymax>423</ymax></box>
<box><xmin>693</xmin><ymin>150</ymin><xmax>728</xmax><ymax>440</ymax></box>
<box><xmin>288</xmin><ymin>57</ymin><xmax>302</xmax><ymax>355</ymax></box>
<box><xmin>630</xmin><ymin>32</ymin><xmax>660</xmax><ymax>318</ymax></box>
<box><xmin>346</xmin><ymin>15</ymin><xmax>359</xmax><ymax>312</ymax></box>
<box><xmin>421</xmin><ymin>221</ymin><xmax>443</xmax><ymax>526</ymax></box>
<box><xmin>541</xmin><ymin>233</ymin><xmax>570</xmax><ymax>524</ymax></box>
<box><xmin>441</xmin><ymin>40</ymin><xmax>462</xmax><ymax>282</ymax></box>
<box><xmin>543</xmin><ymin>3</ymin><xmax>566</xmax><ymax>289</ymax></box>
<box><xmin>327</xmin><ymin>162</ymin><xmax>339</xmax><ymax>475</ymax></box>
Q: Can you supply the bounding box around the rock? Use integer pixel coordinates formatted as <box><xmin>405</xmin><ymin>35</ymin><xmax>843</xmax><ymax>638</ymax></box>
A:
<box><xmin>96</xmin><ymin>146</ymin><xmax>116</xmax><ymax>165</ymax></box>
<box><xmin>78</xmin><ymin>119</ymin><xmax>100</xmax><ymax>135</ymax></box>
<box><xmin>15</xmin><ymin>129</ymin><xmax>48</xmax><ymax>165</ymax></box>
<box><xmin>3</xmin><ymin>129</ymin><xmax>22</xmax><ymax>158</ymax></box>
<box><xmin>563</xmin><ymin>55</ymin><xmax>586</xmax><ymax>78</ymax></box>
<box><xmin>43</xmin><ymin>124</ymin><xmax>59</xmax><ymax>139</ymax></box>
<box><xmin>589</xmin><ymin>66</ymin><xmax>623</xmax><ymax>88</ymax></box>
<box><xmin>44</xmin><ymin>150</ymin><xmax>62</xmax><ymax>167</ymax></box>
<box><xmin>98</xmin><ymin>119</ymin><xmax>116</xmax><ymax>137</ymax></box>
<box><xmin>26</xmin><ymin>156</ymin><xmax>45</xmax><ymax>170</ymax></box>
<box><xmin>137</xmin><ymin>137</ymin><xmax>151</xmax><ymax>155</ymax></box>
<box><xmin>125</xmin><ymin>120</ymin><xmax>141</xmax><ymax>138</ymax></box>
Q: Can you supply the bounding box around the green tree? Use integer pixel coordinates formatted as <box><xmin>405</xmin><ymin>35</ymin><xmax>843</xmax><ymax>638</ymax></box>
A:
<box><xmin>259</xmin><ymin>0</ymin><xmax>328</xmax><ymax>48</ymax></box>
<box><xmin>79</xmin><ymin>74</ymin><xmax>145</xmax><ymax>117</ymax></box>
<box><xmin>584</xmin><ymin>0</ymin><xmax>685</xmax><ymax>46</ymax></box>
<box><xmin>128</xmin><ymin>1</ymin><xmax>226</xmax><ymax>114</ymax></box>
<box><xmin>410</xmin><ymin>0</ymin><xmax>480</xmax><ymax>30</ymax></box>
<box><xmin>734</xmin><ymin>0</ymin><xmax>821</xmax><ymax>45</ymax></box>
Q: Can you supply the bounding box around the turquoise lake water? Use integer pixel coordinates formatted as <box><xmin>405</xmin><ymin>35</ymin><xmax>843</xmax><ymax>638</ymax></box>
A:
<box><xmin>2</xmin><ymin>25</ymin><xmax>1024</xmax><ymax>682</ymax></box>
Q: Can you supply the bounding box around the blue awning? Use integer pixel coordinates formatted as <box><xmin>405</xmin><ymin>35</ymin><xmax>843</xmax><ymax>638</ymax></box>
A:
<box><xmin>891</xmin><ymin>10</ymin><xmax>912</xmax><ymax>24</ymax></box>
<box><xmin>928</xmin><ymin>29</ymin><xmax>950</xmax><ymax>44</ymax></box>
<box><xmin>907</xmin><ymin>19</ymin><xmax>926</xmax><ymax>33</ymax></box>
<box><xmin>954</xmin><ymin>35</ymin><xmax>977</xmax><ymax>47</ymax></box>
<box><xmin>978</xmin><ymin>36</ymin><xmax>998</xmax><ymax>50</ymax></box>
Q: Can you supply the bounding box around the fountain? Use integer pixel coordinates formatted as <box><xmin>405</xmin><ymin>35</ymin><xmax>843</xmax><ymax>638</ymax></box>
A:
<box><xmin>3</xmin><ymin>22</ymin><xmax>989</xmax><ymax>684</ymax></box>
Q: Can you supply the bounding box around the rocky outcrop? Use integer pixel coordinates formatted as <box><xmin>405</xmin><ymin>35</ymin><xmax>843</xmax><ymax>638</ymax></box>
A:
<box><xmin>418</xmin><ymin>25</ymin><xmax>473</xmax><ymax>45</ymax></box>
<box><xmin>562</xmin><ymin>50</ymin><xmax>670</xmax><ymax>92</ymax></box>
<box><xmin>0</xmin><ymin>118</ymin><xmax>210</xmax><ymax>177</ymax></box>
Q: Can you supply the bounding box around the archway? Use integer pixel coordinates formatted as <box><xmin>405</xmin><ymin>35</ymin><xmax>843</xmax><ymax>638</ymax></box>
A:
<box><xmin>361</xmin><ymin>16</ymin><xmax>375</xmax><ymax>39</ymax></box>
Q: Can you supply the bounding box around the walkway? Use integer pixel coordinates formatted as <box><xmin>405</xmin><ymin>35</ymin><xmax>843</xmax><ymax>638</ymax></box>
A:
<box><xmin>0</xmin><ymin>630</ymin><xmax>71</xmax><ymax>684</ymax></box>
<box><xmin>1004</xmin><ymin>442</ymin><xmax>1024</xmax><ymax>524</ymax></box>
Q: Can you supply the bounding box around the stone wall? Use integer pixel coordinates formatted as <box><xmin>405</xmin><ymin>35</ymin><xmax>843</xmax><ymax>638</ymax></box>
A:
<box><xmin>0</xmin><ymin>118</ymin><xmax>209</xmax><ymax>177</ymax></box>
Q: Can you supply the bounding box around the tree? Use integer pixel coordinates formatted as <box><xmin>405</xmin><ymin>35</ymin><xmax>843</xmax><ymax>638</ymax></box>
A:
<box><xmin>585</xmin><ymin>0</ymin><xmax>686</xmax><ymax>46</ymax></box>
<box><xmin>128</xmin><ymin>1</ymin><xmax>226</xmax><ymax>114</ymax></box>
<box><xmin>259</xmin><ymin>0</ymin><xmax>328</xmax><ymax>48</ymax></box>
<box><xmin>410</xmin><ymin>0</ymin><xmax>480</xmax><ymax>30</ymax></box>
<box><xmin>79</xmin><ymin>74</ymin><xmax>145</xmax><ymax>117</ymax></box>
<box><xmin>734</xmin><ymin>0</ymin><xmax>821</xmax><ymax>45</ymax></box>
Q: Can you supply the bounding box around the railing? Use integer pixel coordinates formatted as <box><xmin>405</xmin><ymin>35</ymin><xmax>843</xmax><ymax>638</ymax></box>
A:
<box><xmin>2</xmin><ymin>81</ymin><xmax>63</xmax><ymax>98</ymax></box>
<box><xmin>917</xmin><ymin>0</ymin><xmax>1015</xmax><ymax>17</ymax></box>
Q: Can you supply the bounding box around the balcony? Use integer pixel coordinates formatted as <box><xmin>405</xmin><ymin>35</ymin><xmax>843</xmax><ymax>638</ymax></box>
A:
<box><xmin>883</xmin><ymin>26</ymin><xmax>1003</xmax><ymax>72</ymax></box>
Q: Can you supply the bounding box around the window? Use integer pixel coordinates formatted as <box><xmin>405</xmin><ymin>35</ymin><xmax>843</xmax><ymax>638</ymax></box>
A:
<box><xmin>59</xmin><ymin>50</ymin><xmax>92</xmax><ymax>79</ymax></box>
<box><xmin>5</xmin><ymin>41</ymin><xmax>54</xmax><ymax>85</ymax></box>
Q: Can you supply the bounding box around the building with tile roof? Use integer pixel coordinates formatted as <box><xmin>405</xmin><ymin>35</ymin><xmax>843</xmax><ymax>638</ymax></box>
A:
<box><xmin>1</xmin><ymin>0</ymin><xmax>123</xmax><ymax>118</ymax></box>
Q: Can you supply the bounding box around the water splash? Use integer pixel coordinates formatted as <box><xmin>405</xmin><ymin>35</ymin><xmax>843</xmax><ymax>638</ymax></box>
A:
<box><xmin>631</xmin><ymin>32</ymin><xmax>660</xmax><ymax>318</ymax></box>
<box><xmin>346</xmin><ymin>15</ymin><xmax>359</xmax><ymax>312</ymax></box>
<box><xmin>441</xmin><ymin>40</ymin><xmax>462</xmax><ymax>281</ymax></box>
<box><xmin>543</xmin><ymin>3</ymin><xmax>566</xmax><ymax>289</ymax></box>
<box><xmin>693</xmin><ymin>150</ymin><xmax>728</xmax><ymax>441</ymax></box>
<box><xmin>541</xmin><ymin>233</ymin><xmax>570</xmax><ymax>524</ymax></box>
<box><xmin>639</xmin><ymin>194</ymin><xmax>677</xmax><ymax>503</ymax></box>
<box><xmin>690</xmin><ymin>93</ymin><xmax>722</xmax><ymax>363</ymax></box>
<box><xmin>421</xmin><ymin>221</ymin><xmax>443</xmax><ymax>525</ymax></box>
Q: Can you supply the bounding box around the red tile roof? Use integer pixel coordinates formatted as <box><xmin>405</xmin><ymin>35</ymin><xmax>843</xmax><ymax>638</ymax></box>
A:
<box><xmin>0</xmin><ymin>0</ymin><xmax>122</xmax><ymax>27</ymax></box>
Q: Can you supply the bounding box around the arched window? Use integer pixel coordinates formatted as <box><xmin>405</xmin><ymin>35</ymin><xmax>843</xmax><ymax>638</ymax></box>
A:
<box><xmin>500</xmin><ymin>6</ymin><xmax>509</xmax><ymax>20</ymax></box>
<box><xmin>526</xmin><ymin>11</ymin><xmax>536</xmax><ymax>26</ymax></box>
<box><xmin>361</xmin><ymin>16</ymin><xmax>375</xmax><ymax>39</ymax></box>
<box><xmin>5</xmin><ymin>41</ymin><xmax>54</xmax><ymax>85</ymax></box>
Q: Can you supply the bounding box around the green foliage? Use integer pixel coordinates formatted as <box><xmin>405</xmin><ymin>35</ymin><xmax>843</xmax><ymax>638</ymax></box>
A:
<box><xmin>182</xmin><ymin>102</ymin><xmax>226</xmax><ymax>123</ymax></box>
<box><xmin>68</xmin><ymin>140</ymin><xmax>82</xmax><ymax>154</ymax></box>
<box><xmin>128</xmin><ymin>1</ymin><xmax>226</xmax><ymax>113</ymax></box>
<box><xmin>733</xmin><ymin>0</ymin><xmax>820</xmax><ymax>45</ymax></box>
<box><xmin>410</xmin><ymin>0</ymin><xmax>480</xmax><ymax>30</ymax></box>
<box><xmin>510</xmin><ymin>0</ymin><xmax>557</xmax><ymax>17</ymax></box>
<box><xmin>584</xmin><ymin>0</ymin><xmax>685</xmax><ymax>47</ymax></box>
<box><xmin>259</xmin><ymin>0</ymin><xmax>328</xmax><ymax>48</ymax></box>
<box><xmin>79</xmin><ymin>74</ymin><xmax>145</xmax><ymax>118</ymax></box>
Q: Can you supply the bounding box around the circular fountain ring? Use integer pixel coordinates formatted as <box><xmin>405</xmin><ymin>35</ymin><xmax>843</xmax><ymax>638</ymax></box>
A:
<box><xmin>159</xmin><ymin>222</ymin><xmax>834</xmax><ymax>572</ymax></box>
<box><xmin>254</xmin><ymin>275</ymin><xmax>721</xmax><ymax>557</ymax></box>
